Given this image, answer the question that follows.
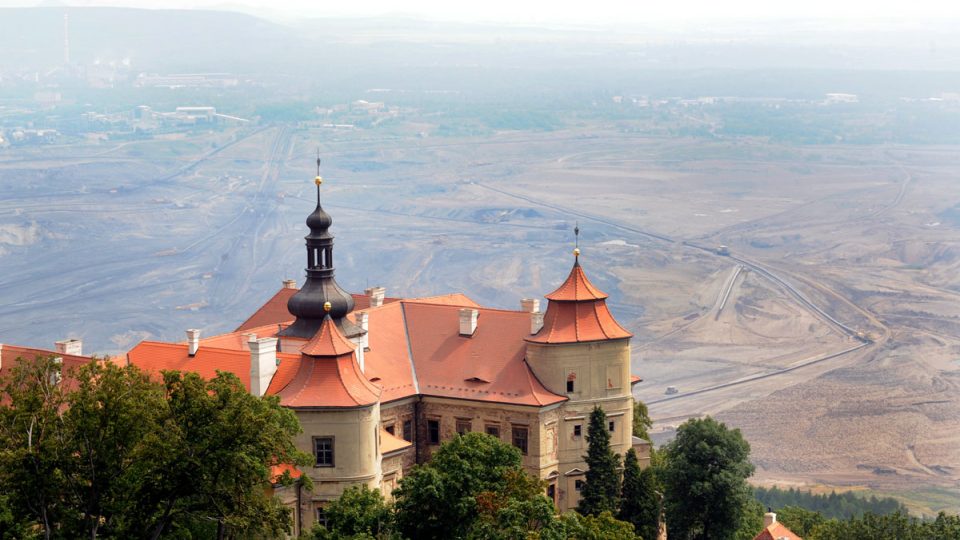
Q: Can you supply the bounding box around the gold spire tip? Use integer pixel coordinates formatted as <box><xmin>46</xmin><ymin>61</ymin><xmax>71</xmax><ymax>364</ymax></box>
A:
<box><xmin>323</xmin><ymin>301</ymin><xmax>332</xmax><ymax>312</ymax></box>
<box><xmin>314</xmin><ymin>176</ymin><xmax>323</xmax><ymax>186</ymax></box>
<box><xmin>573</xmin><ymin>247</ymin><xmax>581</xmax><ymax>257</ymax></box>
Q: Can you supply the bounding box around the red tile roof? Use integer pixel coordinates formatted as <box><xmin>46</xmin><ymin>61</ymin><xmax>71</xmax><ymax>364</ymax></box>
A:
<box><xmin>545</xmin><ymin>261</ymin><xmax>608</xmax><ymax>301</ymax></box>
<box><xmin>352</xmin><ymin>293</ymin><xmax>401</xmax><ymax>311</ymax></box>
<box><xmin>528</xmin><ymin>262</ymin><xmax>632</xmax><ymax>345</ymax></box>
<box><xmin>301</xmin><ymin>316</ymin><xmax>356</xmax><ymax>357</ymax></box>
<box><xmin>753</xmin><ymin>522</ymin><xmax>803</xmax><ymax>540</ymax></box>
<box><xmin>274</xmin><ymin>352</ymin><xmax>381</xmax><ymax>408</ymax></box>
<box><xmin>401</xmin><ymin>303</ymin><xmax>565</xmax><ymax>406</ymax></box>
<box><xmin>270</xmin><ymin>463</ymin><xmax>303</xmax><ymax>483</ymax></box>
<box><xmin>0</xmin><ymin>344</ymin><xmax>94</xmax><ymax>394</ymax></box>
<box><xmin>380</xmin><ymin>428</ymin><xmax>413</xmax><ymax>455</ymax></box>
<box><xmin>235</xmin><ymin>287</ymin><xmax>298</xmax><ymax>332</ymax></box>
<box><xmin>126</xmin><ymin>341</ymin><xmax>299</xmax><ymax>391</ymax></box>
<box><xmin>361</xmin><ymin>302</ymin><xmax>418</xmax><ymax>403</ymax></box>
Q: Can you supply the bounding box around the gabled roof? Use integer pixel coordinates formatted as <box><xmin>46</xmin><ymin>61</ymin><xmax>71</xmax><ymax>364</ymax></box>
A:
<box><xmin>235</xmin><ymin>287</ymin><xmax>298</xmax><ymax>332</ymax></box>
<box><xmin>400</xmin><ymin>302</ymin><xmax>565</xmax><ymax>406</ymax></box>
<box><xmin>126</xmin><ymin>341</ymin><xmax>299</xmax><ymax>391</ymax></box>
<box><xmin>545</xmin><ymin>261</ymin><xmax>608</xmax><ymax>301</ymax></box>
<box><xmin>301</xmin><ymin>316</ymin><xmax>356</xmax><ymax>357</ymax></box>
<box><xmin>0</xmin><ymin>344</ymin><xmax>94</xmax><ymax>394</ymax></box>
<box><xmin>753</xmin><ymin>522</ymin><xmax>803</xmax><ymax>540</ymax></box>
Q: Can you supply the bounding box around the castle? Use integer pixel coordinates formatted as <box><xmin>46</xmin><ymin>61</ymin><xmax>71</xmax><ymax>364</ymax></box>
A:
<box><xmin>10</xmin><ymin>169</ymin><xmax>647</xmax><ymax>535</ymax></box>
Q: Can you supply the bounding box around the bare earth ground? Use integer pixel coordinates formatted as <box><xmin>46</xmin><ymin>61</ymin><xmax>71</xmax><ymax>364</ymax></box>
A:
<box><xmin>0</xmin><ymin>126</ymin><xmax>958</xmax><ymax>512</ymax></box>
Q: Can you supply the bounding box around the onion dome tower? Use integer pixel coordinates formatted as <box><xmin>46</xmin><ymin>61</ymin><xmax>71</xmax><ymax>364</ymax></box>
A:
<box><xmin>280</xmin><ymin>155</ymin><xmax>361</xmax><ymax>339</ymax></box>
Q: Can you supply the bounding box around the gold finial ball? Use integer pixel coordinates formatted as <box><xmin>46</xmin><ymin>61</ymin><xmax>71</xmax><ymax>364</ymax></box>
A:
<box><xmin>323</xmin><ymin>301</ymin><xmax>332</xmax><ymax>312</ymax></box>
<box><xmin>314</xmin><ymin>176</ymin><xmax>323</xmax><ymax>186</ymax></box>
<box><xmin>573</xmin><ymin>247</ymin><xmax>581</xmax><ymax>257</ymax></box>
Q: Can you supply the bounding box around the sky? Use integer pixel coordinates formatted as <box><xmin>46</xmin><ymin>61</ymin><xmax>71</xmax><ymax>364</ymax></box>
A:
<box><xmin>6</xmin><ymin>0</ymin><xmax>960</xmax><ymax>25</ymax></box>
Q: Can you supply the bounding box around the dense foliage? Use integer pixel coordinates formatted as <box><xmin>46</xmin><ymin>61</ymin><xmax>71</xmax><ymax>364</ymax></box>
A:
<box><xmin>661</xmin><ymin>416</ymin><xmax>755</xmax><ymax>540</ymax></box>
<box><xmin>633</xmin><ymin>400</ymin><xmax>652</xmax><ymax>442</ymax></box>
<box><xmin>0</xmin><ymin>355</ymin><xmax>310</xmax><ymax>540</ymax></box>
<box><xmin>776</xmin><ymin>507</ymin><xmax>960</xmax><ymax>540</ymax></box>
<box><xmin>619</xmin><ymin>448</ymin><xmax>660</xmax><ymax>540</ymax></box>
<box><xmin>754</xmin><ymin>486</ymin><xmax>907</xmax><ymax>520</ymax></box>
<box><xmin>577</xmin><ymin>407</ymin><xmax>622</xmax><ymax>516</ymax></box>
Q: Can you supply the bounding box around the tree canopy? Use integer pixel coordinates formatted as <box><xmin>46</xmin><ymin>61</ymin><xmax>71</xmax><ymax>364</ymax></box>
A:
<box><xmin>577</xmin><ymin>407</ymin><xmax>622</xmax><ymax>517</ymax></box>
<box><xmin>619</xmin><ymin>448</ymin><xmax>659</xmax><ymax>540</ymax></box>
<box><xmin>0</xmin><ymin>355</ymin><xmax>310</xmax><ymax>540</ymax></box>
<box><xmin>661</xmin><ymin>416</ymin><xmax>754</xmax><ymax>540</ymax></box>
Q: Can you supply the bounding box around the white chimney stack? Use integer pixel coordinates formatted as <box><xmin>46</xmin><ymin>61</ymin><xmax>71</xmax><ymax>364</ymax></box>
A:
<box><xmin>356</xmin><ymin>311</ymin><xmax>370</xmax><ymax>348</ymax></box>
<box><xmin>365</xmin><ymin>286</ymin><xmax>386</xmax><ymax>308</ymax></box>
<box><xmin>186</xmin><ymin>329</ymin><xmax>200</xmax><ymax>357</ymax></box>
<box><xmin>282</xmin><ymin>279</ymin><xmax>297</xmax><ymax>289</ymax></box>
<box><xmin>459</xmin><ymin>308</ymin><xmax>479</xmax><ymax>336</ymax></box>
<box><xmin>530</xmin><ymin>312</ymin><xmax>544</xmax><ymax>335</ymax></box>
<box><xmin>249</xmin><ymin>337</ymin><xmax>278</xmax><ymax>397</ymax></box>
<box><xmin>55</xmin><ymin>338</ymin><xmax>83</xmax><ymax>356</ymax></box>
<box><xmin>763</xmin><ymin>512</ymin><xmax>776</xmax><ymax>528</ymax></box>
<box><xmin>520</xmin><ymin>298</ymin><xmax>540</xmax><ymax>313</ymax></box>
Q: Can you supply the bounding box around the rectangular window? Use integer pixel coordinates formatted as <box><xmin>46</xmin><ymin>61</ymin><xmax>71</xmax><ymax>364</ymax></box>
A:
<box><xmin>573</xmin><ymin>424</ymin><xmax>582</xmax><ymax>438</ymax></box>
<box><xmin>609</xmin><ymin>421</ymin><xmax>615</xmax><ymax>433</ymax></box>
<box><xmin>575</xmin><ymin>479</ymin><xmax>585</xmax><ymax>492</ymax></box>
<box><xmin>512</xmin><ymin>425</ymin><xmax>529</xmax><ymax>455</ymax></box>
<box><xmin>385</xmin><ymin>424</ymin><xmax>395</xmax><ymax>435</ymax></box>
<box><xmin>566</xmin><ymin>380</ymin><xmax>574</xmax><ymax>393</ymax></box>
<box><xmin>314</xmin><ymin>437</ymin><xmax>334</xmax><ymax>467</ymax></box>
<box><xmin>456</xmin><ymin>419</ymin><xmax>471</xmax><ymax>435</ymax></box>
<box><xmin>402</xmin><ymin>419</ymin><xmax>413</xmax><ymax>442</ymax></box>
<box><xmin>428</xmin><ymin>419</ymin><xmax>440</xmax><ymax>445</ymax></box>
<box><xmin>547</xmin><ymin>483</ymin><xmax>556</xmax><ymax>502</ymax></box>
<box><xmin>316</xmin><ymin>507</ymin><xmax>327</xmax><ymax>527</ymax></box>
<box><xmin>485</xmin><ymin>424</ymin><xmax>501</xmax><ymax>438</ymax></box>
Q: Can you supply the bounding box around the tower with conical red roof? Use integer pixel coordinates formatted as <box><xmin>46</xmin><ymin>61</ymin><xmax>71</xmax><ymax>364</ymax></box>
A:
<box><xmin>525</xmin><ymin>247</ymin><xmax>635</xmax><ymax>511</ymax></box>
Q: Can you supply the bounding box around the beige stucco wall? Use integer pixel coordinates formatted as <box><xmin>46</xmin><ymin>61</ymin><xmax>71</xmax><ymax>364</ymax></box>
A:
<box><xmin>526</xmin><ymin>338</ymin><xmax>634</xmax><ymax>511</ymax></box>
<box><xmin>293</xmin><ymin>404</ymin><xmax>382</xmax><ymax>528</ymax></box>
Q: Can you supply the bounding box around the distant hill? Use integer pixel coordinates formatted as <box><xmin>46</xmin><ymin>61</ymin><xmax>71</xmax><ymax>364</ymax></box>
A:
<box><xmin>0</xmin><ymin>7</ymin><xmax>304</xmax><ymax>71</ymax></box>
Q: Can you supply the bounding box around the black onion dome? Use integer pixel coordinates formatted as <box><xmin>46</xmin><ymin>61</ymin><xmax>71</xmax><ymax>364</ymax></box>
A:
<box><xmin>280</xmin><ymin>171</ymin><xmax>361</xmax><ymax>340</ymax></box>
<box><xmin>306</xmin><ymin>203</ymin><xmax>333</xmax><ymax>239</ymax></box>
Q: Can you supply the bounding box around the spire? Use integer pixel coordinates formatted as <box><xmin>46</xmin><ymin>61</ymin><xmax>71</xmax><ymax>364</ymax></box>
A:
<box><xmin>281</xmin><ymin>155</ymin><xmax>359</xmax><ymax>339</ymax></box>
<box><xmin>573</xmin><ymin>222</ymin><xmax>581</xmax><ymax>264</ymax></box>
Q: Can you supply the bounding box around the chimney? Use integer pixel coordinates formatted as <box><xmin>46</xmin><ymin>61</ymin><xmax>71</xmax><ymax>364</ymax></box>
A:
<box><xmin>365</xmin><ymin>286</ymin><xmax>385</xmax><ymax>308</ymax></box>
<box><xmin>763</xmin><ymin>512</ymin><xmax>776</xmax><ymax>528</ymax></box>
<box><xmin>530</xmin><ymin>311</ymin><xmax>544</xmax><ymax>335</ymax></box>
<box><xmin>50</xmin><ymin>356</ymin><xmax>63</xmax><ymax>385</ymax></box>
<box><xmin>520</xmin><ymin>298</ymin><xmax>540</xmax><ymax>313</ymax></box>
<box><xmin>55</xmin><ymin>338</ymin><xmax>82</xmax><ymax>356</ymax></box>
<box><xmin>186</xmin><ymin>329</ymin><xmax>200</xmax><ymax>357</ymax></box>
<box><xmin>249</xmin><ymin>336</ymin><xmax>278</xmax><ymax>397</ymax></box>
<box><xmin>459</xmin><ymin>308</ymin><xmax>479</xmax><ymax>336</ymax></box>
<box><xmin>282</xmin><ymin>279</ymin><xmax>297</xmax><ymax>289</ymax></box>
<box><xmin>356</xmin><ymin>311</ymin><xmax>370</xmax><ymax>348</ymax></box>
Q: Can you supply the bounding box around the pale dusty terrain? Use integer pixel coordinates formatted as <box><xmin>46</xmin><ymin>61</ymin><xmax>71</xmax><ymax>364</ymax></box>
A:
<box><xmin>1</xmin><ymin>127</ymin><xmax>958</xmax><ymax>511</ymax></box>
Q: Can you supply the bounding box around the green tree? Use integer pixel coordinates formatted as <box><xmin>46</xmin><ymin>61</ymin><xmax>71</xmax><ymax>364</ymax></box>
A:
<box><xmin>661</xmin><ymin>416</ymin><xmax>754</xmax><ymax>540</ymax></box>
<box><xmin>560</xmin><ymin>511</ymin><xmax>639</xmax><ymax>540</ymax></box>
<box><xmin>619</xmin><ymin>449</ymin><xmax>659</xmax><ymax>540</ymax></box>
<box><xmin>0</xmin><ymin>356</ymin><xmax>311</xmax><ymax>540</ymax></box>
<box><xmin>311</xmin><ymin>485</ymin><xmax>393</xmax><ymax>539</ymax></box>
<box><xmin>467</xmin><ymin>470</ymin><xmax>568</xmax><ymax>540</ymax></box>
<box><xmin>776</xmin><ymin>506</ymin><xmax>827</xmax><ymax>538</ymax></box>
<box><xmin>577</xmin><ymin>407</ymin><xmax>622</xmax><ymax>517</ymax></box>
<box><xmin>633</xmin><ymin>400</ymin><xmax>653</xmax><ymax>442</ymax></box>
<box><xmin>136</xmin><ymin>370</ymin><xmax>310</xmax><ymax>539</ymax></box>
<box><xmin>393</xmin><ymin>432</ymin><xmax>527</xmax><ymax>539</ymax></box>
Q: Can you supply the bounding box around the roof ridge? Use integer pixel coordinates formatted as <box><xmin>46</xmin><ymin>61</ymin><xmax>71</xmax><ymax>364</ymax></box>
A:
<box><xmin>399</xmin><ymin>303</ymin><xmax>421</xmax><ymax>395</ymax></box>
